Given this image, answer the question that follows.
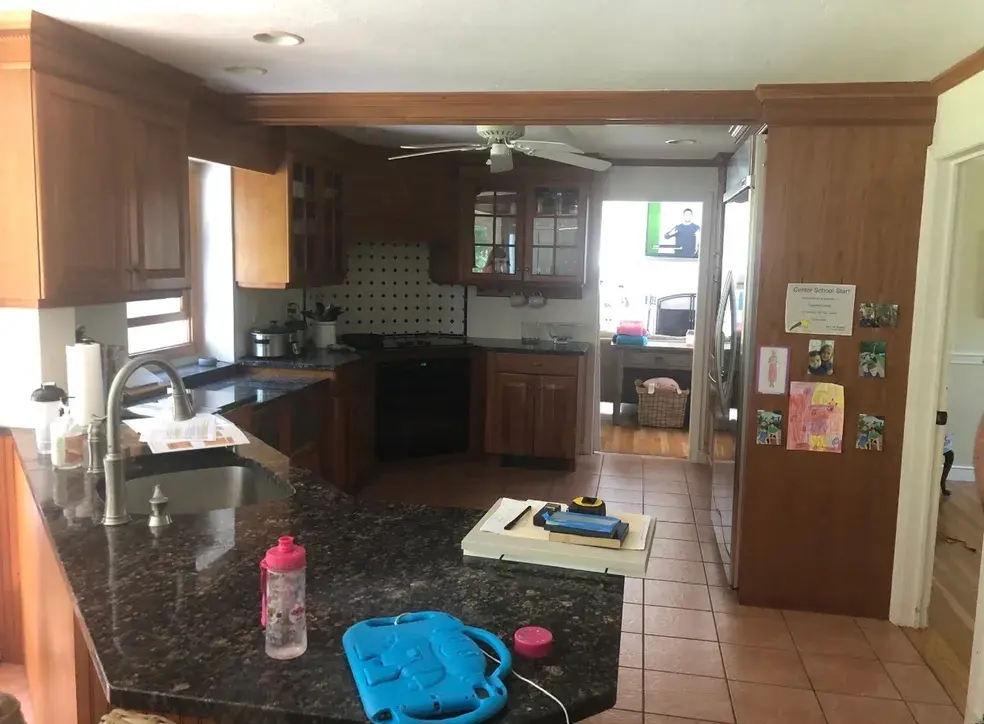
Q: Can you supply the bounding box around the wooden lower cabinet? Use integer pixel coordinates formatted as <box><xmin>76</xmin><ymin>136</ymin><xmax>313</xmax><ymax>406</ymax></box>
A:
<box><xmin>229</xmin><ymin>365</ymin><xmax>374</xmax><ymax>492</ymax></box>
<box><xmin>484</xmin><ymin>353</ymin><xmax>585</xmax><ymax>463</ymax></box>
<box><xmin>534</xmin><ymin>375</ymin><xmax>580</xmax><ymax>460</ymax></box>
<box><xmin>486</xmin><ymin>372</ymin><xmax>535</xmax><ymax>456</ymax></box>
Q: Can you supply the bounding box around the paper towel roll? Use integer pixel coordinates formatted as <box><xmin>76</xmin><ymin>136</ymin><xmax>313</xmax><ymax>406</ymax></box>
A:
<box><xmin>66</xmin><ymin>342</ymin><xmax>105</xmax><ymax>424</ymax></box>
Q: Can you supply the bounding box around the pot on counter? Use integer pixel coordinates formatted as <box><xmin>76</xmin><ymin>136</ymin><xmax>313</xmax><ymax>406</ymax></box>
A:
<box><xmin>250</xmin><ymin>322</ymin><xmax>292</xmax><ymax>358</ymax></box>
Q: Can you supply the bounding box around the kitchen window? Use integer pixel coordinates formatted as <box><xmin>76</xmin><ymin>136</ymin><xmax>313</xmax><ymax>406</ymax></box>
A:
<box><xmin>126</xmin><ymin>292</ymin><xmax>193</xmax><ymax>355</ymax></box>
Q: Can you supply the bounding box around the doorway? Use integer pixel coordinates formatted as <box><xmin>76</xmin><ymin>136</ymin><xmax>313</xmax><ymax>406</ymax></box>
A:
<box><xmin>904</xmin><ymin>156</ymin><xmax>984</xmax><ymax>712</ymax></box>
<box><xmin>598</xmin><ymin>199</ymin><xmax>707</xmax><ymax>458</ymax></box>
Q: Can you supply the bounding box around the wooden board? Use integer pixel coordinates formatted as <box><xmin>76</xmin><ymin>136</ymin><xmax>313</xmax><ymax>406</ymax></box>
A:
<box><xmin>462</xmin><ymin>499</ymin><xmax>655</xmax><ymax>576</ymax></box>
<box><xmin>737</xmin><ymin>123</ymin><xmax>933</xmax><ymax>618</ymax></box>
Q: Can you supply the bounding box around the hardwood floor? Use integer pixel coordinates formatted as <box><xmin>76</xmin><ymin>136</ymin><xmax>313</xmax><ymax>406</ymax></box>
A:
<box><xmin>600</xmin><ymin>404</ymin><xmax>690</xmax><ymax>458</ymax></box>
<box><xmin>909</xmin><ymin>480</ymin><xmax>983</xmax><ymax>714</ymax></box>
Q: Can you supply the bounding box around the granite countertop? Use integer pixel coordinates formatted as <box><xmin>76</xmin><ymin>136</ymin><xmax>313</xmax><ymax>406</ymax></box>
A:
<box><xmin>239</xmin><ymin>348</ymin><xmax>363</xmax><ymax>372</ymax></box>
<box><xmin>468</xmin><ymin>339</ymin><xmax>590</xmax><ymax>356</ymax></box>
<box><xmin>9</xmin><ymin>429</ymin><xmax>620</xmax><ymax>724</ymax></box>
<box><xmin>126</xmin><ymin>370</ymin><xmax>331</xmax><ymax>419</ymax></box>
<box><xmin>236</xmin><ymin>339</ymin><xmax>589</xmax><ymax>372</ymax></box>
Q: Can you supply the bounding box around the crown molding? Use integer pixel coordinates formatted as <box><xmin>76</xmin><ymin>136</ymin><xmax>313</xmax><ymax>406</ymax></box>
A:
<box><xmin>231</xmin><ymin>90</ymin><xmax>764</xmax><ymax>126</ymax></box>
<box><xmin>0</xmin><ymin>11</ymin><xmax>201</xmax><ymax>114</ymax></box>
<box><xmin>932</xmin><ymin>46</ymin><xmax>984</xmax><ymax>95</ymax></box>
<box><xmin>755</xmin><ymin>82</ymin><xmax>937</xmax><ymax>125</ymax></box>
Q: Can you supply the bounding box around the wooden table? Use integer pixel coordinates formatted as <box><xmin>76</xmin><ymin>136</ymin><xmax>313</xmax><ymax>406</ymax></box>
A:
<box><xmin>611</xmin><ymin>339</ymin><xmax>694</xmax><ymax>425</ymax></box>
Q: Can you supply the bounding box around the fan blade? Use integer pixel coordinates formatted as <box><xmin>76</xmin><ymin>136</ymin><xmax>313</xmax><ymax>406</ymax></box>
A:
<box><xmin>520</xmin><ymin>147</ymin><xmax>612</xmax><ymax>171</ymax></box>
<box><xmin>489</xmin><ymin>151</ymin><xmax>514</xmax><ymax>173</ymax></box>
<box><xmin>389</xmin><ymin>147</ymin><xmax>479</xmax><ymax>160</ymax></box>
<box><xmin>510</xmin><ymin>140</ymin><xmax>581</xmax><ymax>153</ymax></box>
<box><xmin>399</xmin><ymin>142</ymin><xmax>486</xmax><ymax>150</ymax></box>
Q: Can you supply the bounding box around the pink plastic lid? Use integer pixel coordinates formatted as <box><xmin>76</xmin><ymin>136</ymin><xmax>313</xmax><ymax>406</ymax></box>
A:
<box><xmin>514</xmin><ymin>626</ymin><xmax>553</xmax><ymax>659</ymax></box>
<box><xmin>262</xmin><ymin>536</ymin><xmax>306</xmax><ymax>572</ymax></box>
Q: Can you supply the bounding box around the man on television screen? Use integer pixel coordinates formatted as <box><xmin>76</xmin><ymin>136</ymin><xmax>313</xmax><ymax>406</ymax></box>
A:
<box><xmin>663</xmin><ymin>208</ymin><xmax>700</xmax><ymax>258</ymax></box>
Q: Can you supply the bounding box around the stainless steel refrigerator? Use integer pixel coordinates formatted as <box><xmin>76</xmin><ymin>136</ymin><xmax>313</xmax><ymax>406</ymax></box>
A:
<box><xmin>708</xmin><ymin>132</ymin><xmax>768</xmax><ymax>588</ymax></box>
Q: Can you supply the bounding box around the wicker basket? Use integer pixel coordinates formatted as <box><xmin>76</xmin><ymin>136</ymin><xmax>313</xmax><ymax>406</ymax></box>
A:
<box><xmin>635</xmin><ymin>381</ymin><xmax>689</xmax><ymax>429</ymax></box>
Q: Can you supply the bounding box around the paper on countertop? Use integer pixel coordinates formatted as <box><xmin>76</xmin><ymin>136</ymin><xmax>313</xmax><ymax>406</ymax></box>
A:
<box><xmin>124</xmin><ymin>413</ymin><xmax>217</xmax><ymax>442</ymax></box>
<box><xmin>142</xmin><ymin>416</ymin><xmax>250</xmax><ymax>455</ymax></box>
<box><xmin>126</xmin><ymin>398</ymin><xmax>178</xmax><ymax>418</ymax></box>
<box><xmin>479</xmin><ymin>497</ymin><xmax>651</xmax><ymax>551</ymax></box>
<box><xmin>479</xmin><ymin>498</ymin><xmax>557</xmax><ymax>535</ymax></box>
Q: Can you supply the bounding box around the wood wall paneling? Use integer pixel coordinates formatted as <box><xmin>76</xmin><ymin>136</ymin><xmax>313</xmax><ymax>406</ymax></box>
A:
<box><xmin>737</xmin><ymin>123</ymin><xmax>933</xmax><ymax>618</ymax></box>
<box><xmin>0</xmin><ymin>436</ymin><xmax>23</xmax><ymax>664</ymax></box>
<box><xmin>232</xmin><ymin>90</ymin><xmax>764</xmax><ymax>126</ymax></box>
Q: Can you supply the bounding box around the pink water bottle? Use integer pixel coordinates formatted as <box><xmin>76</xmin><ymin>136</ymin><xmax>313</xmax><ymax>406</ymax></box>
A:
<box><xmin>260</xmin><ymin>536</ymin><xmax>307</xmax><ymax>659</ymax></box>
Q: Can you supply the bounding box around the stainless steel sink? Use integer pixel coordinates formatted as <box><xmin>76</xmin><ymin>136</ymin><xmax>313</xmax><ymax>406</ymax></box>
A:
<box><xmin>124</xmin><ymin>466</ymin><xmax>294</xmax><ymax>515</ymax></box>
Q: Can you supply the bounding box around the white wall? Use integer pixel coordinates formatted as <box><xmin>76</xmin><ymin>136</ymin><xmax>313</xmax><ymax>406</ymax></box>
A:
<box><xmin>934</xmin><ymin>71</ymin><xmax>984</xmax><ymax>161</ymax></box>
<box><xmin>0</xmin><ymin>308</ymin><xmax>43</xmax><ymax>428</ymax></box>
<box><xmin>946</xmin><ymin>158</ymin><xmax>984</xmax><ymax>471</ymax></box>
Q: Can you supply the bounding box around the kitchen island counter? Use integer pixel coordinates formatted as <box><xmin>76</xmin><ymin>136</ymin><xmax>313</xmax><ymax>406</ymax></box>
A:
<box><xmin>7</xmin><ymin>428</ymin><xmax>621</xmax><ymax>724</ymax></box>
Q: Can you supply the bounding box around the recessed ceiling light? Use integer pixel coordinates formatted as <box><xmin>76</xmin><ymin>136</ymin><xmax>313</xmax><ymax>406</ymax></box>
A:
<box><xmin>224</xmin><ymin>66</ymin><xmax>268</xmax><ymax>76</ymax></box>
<box><xmin>253</xmin><ymin>31</ymin><xmax>305</xmax><ymax>46</ymax></box>
<box><xmin>665</xmin><ymin>139</ymin><xmax>697</xmax><ymax>145</ymax></box>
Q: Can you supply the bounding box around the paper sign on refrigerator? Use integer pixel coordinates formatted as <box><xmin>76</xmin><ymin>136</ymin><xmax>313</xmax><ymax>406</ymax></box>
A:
<box><xmin>784</xmin><ymin>283</ymin><xmax>856</xmax><ymax>335</ymax></box>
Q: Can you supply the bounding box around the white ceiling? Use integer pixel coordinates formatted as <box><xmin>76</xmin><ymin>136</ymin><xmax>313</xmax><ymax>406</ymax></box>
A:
<box><xmin>334</xmin><ymin>125</ymin><xmax>740</xmax><ymax>160</ymax></box>
<box><xmin>4</xmin><ymin>0</ymin><xmax>982</xmax><ymax>93</ymax></box>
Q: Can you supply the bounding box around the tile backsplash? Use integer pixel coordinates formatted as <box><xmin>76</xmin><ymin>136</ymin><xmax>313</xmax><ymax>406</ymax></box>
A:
<box><xmin>311</xmin><ymin>241</ymin><xmax>465</xmax><ymax>335</ymax></box>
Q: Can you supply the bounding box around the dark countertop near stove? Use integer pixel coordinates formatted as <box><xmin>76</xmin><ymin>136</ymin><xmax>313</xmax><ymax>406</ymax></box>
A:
<box><xmin>7</xmin><ymin>426</ymin><xmax>621</xmax><ymax>724</ymax></box>
<box><xmin>236</xmin><ymin>338</ymin><xmax>589</xmax><ymax>373</ymax></box>
<box><xmin>469</xmin><ymin>338</ymin><xmax>590</xmax><ymax>356</ymax></box>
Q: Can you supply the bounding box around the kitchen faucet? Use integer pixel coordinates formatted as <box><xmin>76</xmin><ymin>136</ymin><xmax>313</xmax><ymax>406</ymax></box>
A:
<box><xmin>103</xmin><ymin>356</ymin><xmax>195</xmax><ymax>526</ymax></box>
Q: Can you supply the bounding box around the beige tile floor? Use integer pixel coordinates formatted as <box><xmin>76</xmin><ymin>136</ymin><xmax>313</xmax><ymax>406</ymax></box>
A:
<box><xmin>579</xmin><ymin>454</ymin><xmax>965</xmax><ymax>724</ymax></box>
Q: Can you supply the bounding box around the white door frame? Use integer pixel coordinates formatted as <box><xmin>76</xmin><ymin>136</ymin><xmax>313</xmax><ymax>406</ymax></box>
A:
<box><xmin>891</xmin><ymin>139</ymin><xmax>984</xmax><ymax>722</ymax></box>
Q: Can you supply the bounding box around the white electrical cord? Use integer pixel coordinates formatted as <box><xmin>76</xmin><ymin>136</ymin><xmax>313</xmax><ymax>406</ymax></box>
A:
<box><xmin>481</xmin><ymin>649</ymin><xmax>570</xmax><ymax>724</ymax></box>
<box><xmin>391</xmin><ymin>613</ymin><xmax>570</xmax><ymax>724</ymax></box>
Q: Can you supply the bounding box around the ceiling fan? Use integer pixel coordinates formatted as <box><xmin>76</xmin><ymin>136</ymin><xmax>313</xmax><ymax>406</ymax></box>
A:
<box><xmin>388</xmin><ymin>125</ymin><xmax>612</xmax><ymax>174</ymax></box>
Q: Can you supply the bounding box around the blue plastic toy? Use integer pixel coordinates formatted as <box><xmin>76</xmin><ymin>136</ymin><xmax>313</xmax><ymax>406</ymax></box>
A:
<box><xmin>343</xmin><ymin>611</ymin><xmax>512</xmax><ymax>724</ymax></box>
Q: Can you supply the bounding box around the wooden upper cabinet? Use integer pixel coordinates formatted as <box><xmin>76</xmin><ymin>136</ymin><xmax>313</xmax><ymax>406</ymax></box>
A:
<box><xmin>344</xmin><ymin>160</ymin><xmax>457</xmax><ymax>246</ymax></box>
<box><xmin>127</xmin><ymin>112</ymin><xmax>191</xmax><ymax>291</ymax></box>
<box><xmin>32</xmin><ymin>74</ymin><xmax>131</xmax><ymax>302</ymax></box>
<box><xmin>459</xmin><ymin>169</ymin><xmax>590</xmax><ymax>288</ymax></box>
<box><xmin>233</xmin><ymin>155</ymin><xmax>344</xmax><ymax>289</ymax></box>
<box><xmin>0</xmin><ymin>71</ymin><xmax>192</xmax><ymax>306</ymax></box>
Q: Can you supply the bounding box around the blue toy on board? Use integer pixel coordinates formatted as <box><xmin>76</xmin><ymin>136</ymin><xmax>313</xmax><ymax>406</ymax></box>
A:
<box><xmin>343</xmin><ymin>611</ymin><xmax>512</xmax><ymax>724</ymax></box>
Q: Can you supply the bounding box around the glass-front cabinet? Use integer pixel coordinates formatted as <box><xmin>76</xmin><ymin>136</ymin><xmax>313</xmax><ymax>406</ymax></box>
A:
<box><xmin>471</xmin><ymin>188</ymin><xmax>521</xmax><ymax>277</ymax></box>
<box><xmin>460</xmin><ymin>170</ymin><xmax>590</xmax><ymax>287</ymax></box>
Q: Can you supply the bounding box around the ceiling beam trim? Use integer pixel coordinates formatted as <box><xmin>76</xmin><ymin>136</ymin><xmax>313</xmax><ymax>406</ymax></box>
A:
<box><xmin>231</xmin><ymin>90</ymin><xmax>764</xmax><ymax>126</ymax></box>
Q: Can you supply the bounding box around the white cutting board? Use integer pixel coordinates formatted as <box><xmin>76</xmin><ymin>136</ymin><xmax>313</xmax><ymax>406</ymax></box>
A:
<box><xmin>461</xmin><ymin>498</ymin><xmax>656</xmax><ymax>577</ymax></box>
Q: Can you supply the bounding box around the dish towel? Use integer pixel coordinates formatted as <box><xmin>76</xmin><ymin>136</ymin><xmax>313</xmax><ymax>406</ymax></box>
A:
<box><xmin>617</xmin><ymin>321</ymin><xmax>647</xmax><ymax>336</ymax></box>
<box><xmin>614</xmin><ymin>334</ymin><xmax>648</xmax><ymax>346</ymax></box>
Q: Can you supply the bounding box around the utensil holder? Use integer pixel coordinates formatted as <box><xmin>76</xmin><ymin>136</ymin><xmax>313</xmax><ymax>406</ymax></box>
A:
<box><xmin>312</xmin><ymin>322</ymin><xmax>337</xmax><ymax>348</ymax></box>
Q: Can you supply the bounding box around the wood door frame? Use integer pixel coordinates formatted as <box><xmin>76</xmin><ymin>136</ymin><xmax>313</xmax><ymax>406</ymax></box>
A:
<box><xmin>890</xmin><ymin>129</ymin><xmax>984</xmax><ymax>721</ymax></box>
